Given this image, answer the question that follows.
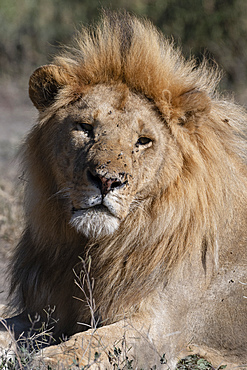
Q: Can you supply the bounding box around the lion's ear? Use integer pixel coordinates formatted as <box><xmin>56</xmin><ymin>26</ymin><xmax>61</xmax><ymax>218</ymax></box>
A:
<box><xmin>173</xmin><ymin>89</ymin><xmax>211</xmax><ymax>129</ymax></box>
<box><xmin>29</xmin><ymin>65</ymin><xmax>71</xmax><ymax>111</ymax></box>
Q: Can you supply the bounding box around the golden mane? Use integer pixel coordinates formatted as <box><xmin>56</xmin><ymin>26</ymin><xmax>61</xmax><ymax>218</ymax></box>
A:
<box><xmin>10</xmin><ymin>11</ymin><xmax>247</xmax><ymax>329</ymax></box>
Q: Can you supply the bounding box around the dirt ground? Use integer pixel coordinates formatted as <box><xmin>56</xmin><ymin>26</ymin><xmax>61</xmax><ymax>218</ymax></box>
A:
<box><xmin>0</xmin><ymin>78</ymin><xmax>35</xmax><ymax>309</ymax></box>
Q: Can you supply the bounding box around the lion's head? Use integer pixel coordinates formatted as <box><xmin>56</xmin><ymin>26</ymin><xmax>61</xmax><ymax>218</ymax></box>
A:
<box><xmin>9</xmin><ymin>12</ymin><xmax>247</xmax><ymax>335</ymax></box>
<box><xmin>29</xmin><ymin>80</ymin><xmax>182</xmax><ymax>239</ymax></box>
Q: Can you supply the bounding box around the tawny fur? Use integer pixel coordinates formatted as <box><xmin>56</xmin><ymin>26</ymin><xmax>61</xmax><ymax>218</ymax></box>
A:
<box><xmin>6</xmin><ymin>11</ymin><xmax>247</xmax><ymax>368</ymax></box>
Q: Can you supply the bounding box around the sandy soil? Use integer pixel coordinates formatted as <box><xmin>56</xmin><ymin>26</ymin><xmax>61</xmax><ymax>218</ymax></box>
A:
<box><xmin>0</xmin><ymin>79</ymin><xmax>35</xmax><ymax>308</ymax></box>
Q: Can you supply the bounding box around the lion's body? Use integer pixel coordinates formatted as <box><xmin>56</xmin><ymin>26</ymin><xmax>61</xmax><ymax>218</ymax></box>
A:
<box><xmin>2</xmin><ymin>11</ymin><xmax>247</xmax><ymax>368</ymax></box>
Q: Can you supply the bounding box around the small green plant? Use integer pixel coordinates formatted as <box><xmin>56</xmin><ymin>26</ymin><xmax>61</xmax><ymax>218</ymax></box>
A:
<box><xmin>175</xmin><ymin>354</ymin><xmax>227</xmax><ymax>370</ymax></box>
<box><xmin>0</xmin><ymin>354</ymin><xmax>15</xmax><ymax>370</ymax></box>
<box><xmin>107</xmin><ymin>339</ymin><xmax>133</xmax><ymax>369</ymax></box>
<box><xmin>0</xmin><ymin>307</ymin><xmax>57</xmax><ymax>369</ymax></box>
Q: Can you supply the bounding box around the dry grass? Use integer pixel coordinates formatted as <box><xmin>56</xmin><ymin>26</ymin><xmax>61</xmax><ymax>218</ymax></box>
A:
<box><xmin>0</xmin><ymin>78</ymin><xmax>33</xmax><ymax>306</ymax></box>
<box><xmin>0</xmin><ymin>180</ymin><xmax>24</xmax><ymax>256</ymax></box>
<box><xmin>0</xmin><ymin>178</ymin><xmax>24</xmax><ymax>312</ymax></box>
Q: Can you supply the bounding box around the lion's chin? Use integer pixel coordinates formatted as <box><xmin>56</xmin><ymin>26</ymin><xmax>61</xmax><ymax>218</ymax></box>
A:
<box><xmin>70</xmin><ymin>206</ymin><xmax>120</xmax><ymax>239</ymax></box>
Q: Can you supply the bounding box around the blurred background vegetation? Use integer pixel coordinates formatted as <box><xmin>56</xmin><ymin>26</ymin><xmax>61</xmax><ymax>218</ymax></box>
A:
<box><xmin>1</xmin><ymin>0</ymin><xmax>247</xmax><ymax>100</ymax></box>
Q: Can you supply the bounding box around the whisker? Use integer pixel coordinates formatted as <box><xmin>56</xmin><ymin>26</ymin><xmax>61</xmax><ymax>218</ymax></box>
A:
<box><xmin>48</xmin><ymin>188</ymin><xmax>72</xmax><ymax>200</ymax></box>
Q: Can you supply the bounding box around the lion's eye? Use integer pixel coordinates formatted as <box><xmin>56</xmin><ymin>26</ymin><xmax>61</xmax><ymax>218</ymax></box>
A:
<box><xmin>136</xmin><ymin>137</ymin><xmax>152</xmax><ymax>147</ymax></box>
<box><xmin>76</xmin><ymin>122</ymin><xmax>93</xmax><ymax>133</ymax></box>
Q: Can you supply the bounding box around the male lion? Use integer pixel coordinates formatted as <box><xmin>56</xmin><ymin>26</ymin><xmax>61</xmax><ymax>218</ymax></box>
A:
<box><xmin>1</xmin><ymin>11</ymin><xmax>247</xmax><ymax>369</ymax></box>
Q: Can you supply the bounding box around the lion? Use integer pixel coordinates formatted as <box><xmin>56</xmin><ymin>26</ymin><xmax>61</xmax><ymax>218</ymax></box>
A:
<box><xmin>1</xmin><ymin>11</ymin><xmax>247</xmax><ymax>369</ymax></box>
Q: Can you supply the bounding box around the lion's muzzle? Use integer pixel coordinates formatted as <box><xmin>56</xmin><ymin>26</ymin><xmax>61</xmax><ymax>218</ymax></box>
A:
<box><xmin>87</xmin><ymin>169</ymin><xmax>127</xmax><ymax>196</ymax></box>
<box><xmin>69</xmin><ymin>169</ymin><xmax>130</xmax><ymax>238</ymax></box>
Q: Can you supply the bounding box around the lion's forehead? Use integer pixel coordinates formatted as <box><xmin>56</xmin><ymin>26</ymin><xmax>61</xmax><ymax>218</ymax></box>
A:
<box><xmin>81</xmin><ymin>84</ymin><xmax>153</xmax><ymax>111</ymax></box>
<box><xmin>64</xmin><ymin>84</ymin><xmax>163</xmax><ymax>133</ymax></box>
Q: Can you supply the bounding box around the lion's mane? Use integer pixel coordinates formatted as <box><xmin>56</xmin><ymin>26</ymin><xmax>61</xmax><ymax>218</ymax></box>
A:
<box><xmin>9</xmin><ymin>11</ymin><xmax>247</xmax><ymax>336</ymax></box>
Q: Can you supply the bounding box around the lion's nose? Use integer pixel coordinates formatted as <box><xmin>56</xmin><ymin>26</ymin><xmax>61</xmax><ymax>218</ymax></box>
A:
<box><xmin>87</xmin><ymin>170</ymin><xmax>124</xmax><ymax>196</ymax></box>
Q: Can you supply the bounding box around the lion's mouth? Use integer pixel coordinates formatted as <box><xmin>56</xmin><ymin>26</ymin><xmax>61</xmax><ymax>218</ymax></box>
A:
<box><xmin>72</xmin><ymin>204</ymin><xmax>109</xmax><ymax>214</ymax></box>
<box><xmin>71</xmin><ymin>203</ymin><xmax>120</xmax><ymax>220</ymax></box>
<box><xmin>70</xmin><ymin>188</ymin><xmax>125</xmax><ymax>221</ymax></box>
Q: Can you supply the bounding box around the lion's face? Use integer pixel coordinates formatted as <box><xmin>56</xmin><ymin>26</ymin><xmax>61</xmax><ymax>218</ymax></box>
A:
<box><xmin>46</xmin><ymin>84</ymin><xmax>176</xmax><ymax>238</ymax></box>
